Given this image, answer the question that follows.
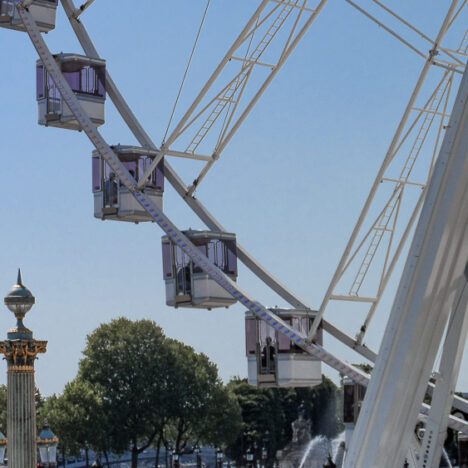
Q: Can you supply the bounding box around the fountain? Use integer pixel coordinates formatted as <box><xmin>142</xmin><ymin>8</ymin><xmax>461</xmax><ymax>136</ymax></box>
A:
<box><xmin>276</xmin><ymin>404</ymin><xmax>338</xmax><ymax>468</ymax></box>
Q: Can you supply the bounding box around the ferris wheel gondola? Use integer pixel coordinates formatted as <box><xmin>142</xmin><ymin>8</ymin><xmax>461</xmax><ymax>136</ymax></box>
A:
<box><xmin>245</xmin><ymin>308</ymin><xmax>322</xmax><ymax>387</ymax></box>
<box><xmin>162</xmin><ymin>230</ymin><xmax>238</xmax><ymax>310</ymax></box>
<box><xmin>92</xmin><ymin>145</ymin><xmax>164</xmax><ymax>222</ymax></box>
<box><xmin>36</xmin><ymin>53</ymin><xmax>106</xmax><ymax>130</ymax></box>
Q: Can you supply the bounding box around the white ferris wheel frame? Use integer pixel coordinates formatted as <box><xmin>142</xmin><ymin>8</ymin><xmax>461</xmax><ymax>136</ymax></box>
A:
<box><xmin>9</xmin><ymin>0</ymin><xmax>468</xmax><ymax>466</ymax></box>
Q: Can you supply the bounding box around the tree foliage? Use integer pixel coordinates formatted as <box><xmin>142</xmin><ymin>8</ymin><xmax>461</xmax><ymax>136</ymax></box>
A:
<box><xmin>73</xmin><ymin>317</ymin><xmax>240</xmax><ymax>468</ymax></box>
<box><xmin>39</xmin><ymin>379</ymin><xmax>108</xmax><ymax>464</ymax></box>
<box><xmin>162</xmin><ymin>340</ymin><xmax>242</xmax><ymax>450</ymax></box>
<box><xmin>78</xmin><ymin>317</ymin><xmax>170</xmax><ymax>467</ymax></box>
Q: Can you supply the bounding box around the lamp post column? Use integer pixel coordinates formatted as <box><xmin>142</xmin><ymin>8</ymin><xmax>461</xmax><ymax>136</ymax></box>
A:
<box><xmin>37</xmin><ymin>421</ymin><xmax>59</xmax><ymax>467</ymax></box>
<box><xmin>459</xmin><ymin>432</ymin><xmax>468</xmax><ymax>468</ymax></box>
<box><xmin>0</xmin><ymin>271</ymin><xmax>47</xmax><ymax>468</ymax></box>
<box><xmin>194</xmin><ymin>443</ymin><xmax>202</xmax><ymax>468</ymax></box>
<box><xmin>168</xmin><ymin>441</ymin><xmax>174</xmax><ymax>468</ymax></box>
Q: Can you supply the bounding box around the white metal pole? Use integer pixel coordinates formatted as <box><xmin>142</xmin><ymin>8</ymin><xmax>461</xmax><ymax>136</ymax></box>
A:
<box><xmin>417</xmin><ymin>269</ymin><xmax>468</xmax><ymax>468</ymax></box>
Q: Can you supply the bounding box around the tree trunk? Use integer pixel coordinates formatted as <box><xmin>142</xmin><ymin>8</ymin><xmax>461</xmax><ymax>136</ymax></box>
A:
<box><xmin>155</xmin><ymin>433</ymin><xmax>162</xmax><ymax>468</ymax></box>
<box><xmin>104</xmin><ymin>451</ymin><xmax>111</xmax><ymax>468</ymax></box>
<box><xmin>132</xmin><ymin>444</ymin><xmax>139</xmax><ymax>468</ymax></box>
<box><xmin>85</xmin><ymin>448</ymin><xmax>89</xmax><ymax>468</ymax></box>
<box><xmin>63</xmin><ymin>453</ymin><xmax>67</xmax><ymax>468</ymax></box>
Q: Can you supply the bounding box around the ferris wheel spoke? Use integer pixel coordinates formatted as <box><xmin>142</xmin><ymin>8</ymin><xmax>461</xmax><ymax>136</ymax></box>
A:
<box><xmin>152</xmin><ymin>0</ymin><xmax>329</xmax><ymax>194</ymax></box>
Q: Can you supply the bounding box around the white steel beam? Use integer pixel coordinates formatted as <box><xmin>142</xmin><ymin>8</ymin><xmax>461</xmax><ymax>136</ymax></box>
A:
<box><xmin>72</xmin><ymin>0</ymin><xmax>96</xmax><ymax>18</ymax></box>
<box><xmin>345</xmin><ymin>41</ymin><xmax>468</xmax><ymax>467</ymax></box>
<box><xmin>343</xmin><ymin>0</ymin><xmax>427</xmax><ymax>59</ymax></box>
<box><xmin>188</xmin><ymin>0</ymin><xmax>330</xmax><ymax>192</ymax></box>
<box><xmin>270</xmin><ymin>0</ymin><xmax>316</xmax><ymax>12</ymax></box>
<box><xmin>417</xmin><ymin>269</ymin><xmax>468</xmax><ymax>468</ymax></box>
<box><xmin>164</xmin><ymin>150</ymin><xmax>212</xmax><ymax>162</ymax></box>
<box><xmin>371</xmin><ymin>0</ymin><xmax>465</xmax><ymax>67</ymax></box>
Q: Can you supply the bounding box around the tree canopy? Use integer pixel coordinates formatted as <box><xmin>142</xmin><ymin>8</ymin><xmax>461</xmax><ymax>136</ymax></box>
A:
<box><xmin>72</xmin><ymin>317</ymin><xmax>241</xmax><ymax>468</ymax></box>
<box><xmin>162</xmin><ymin>339</ymin><xmax>242</xmax><ymax>450</ymax></box>
<box><xmin>39</xmin><ymin>379</ymin><xmax>109</xmax><ymax>464</ymax></box>
<box><xmin>78</xmin><ymin>317</ymin><xmax>172</xmax><ymax>467</ymax></box>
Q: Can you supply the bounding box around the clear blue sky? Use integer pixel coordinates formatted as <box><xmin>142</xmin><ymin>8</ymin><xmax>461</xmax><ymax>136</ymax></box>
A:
<box><xmin>0</xmin><ymin>0</ymin><xmax>466</xmax><ymax>396</ymax></box>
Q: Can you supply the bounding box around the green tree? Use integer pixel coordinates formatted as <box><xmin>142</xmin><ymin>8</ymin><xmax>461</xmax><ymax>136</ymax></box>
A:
<box><xmin>162</xmin><ymin>340</ymin><xmax>242</xmax><ymax>451</ymax></box>
<box><xmin>226</xmin><ymin>378</ymin><xmax>289</xmax><ymax>466</ymax></box>
<box><xmin>295</xmin><ymin>377</ymin><xmax>341</xmax><ymax>437</ymax></box>
<box><xmin>78</xmin><ymin>317</ymin><xmax>172</xmax><ymax>468</ymax></box>
<box><xmin>40</xmin><ymin>379</ymin><xmax>111</xmax><ymax>467</ymax></box>
<box><xmin>40</xmin><ymin>393</ymin><xmax>81</xmax><ymax>463</ymax></box>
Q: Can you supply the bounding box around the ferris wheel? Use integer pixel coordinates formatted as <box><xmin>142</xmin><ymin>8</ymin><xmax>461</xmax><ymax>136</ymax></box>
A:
<box><xmin>2</xmin><ymin>0</ymin><xmax>468</xmax><ymax>467</ymax></box>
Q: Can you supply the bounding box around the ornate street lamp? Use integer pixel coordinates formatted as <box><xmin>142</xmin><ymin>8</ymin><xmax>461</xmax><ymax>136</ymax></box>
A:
<box><xmin>0</xmin><ymin>429</ymin><xmax>7</xmax><ymax>465</ymax></box>
<box><xmin>37</xmin><ymin>420</ymin><xmax>58</xmax><ymax>467</ymax></box>
<box><xmin>261</xmin><ymin>447</ymin><xmax>267</xmax><ymax>468</ymax></box>
<box><xmin>194</xmin><ymin>443</ymin><xmax>202</xmax><ymax>468</ymax></box>
<box><xmin>216</xmin><ymin>447</ymin><xmax>224</xmax><ymax>468</ymax></box>
<box><xmin>168</xmin><ymin>441</ymin><xmax>174</xmax><ymax>468</ymax></box>
<box><xmin>261</xmin><ymin>430</ymin><xmax>270</xmax><ymax>468</ymax></box>
<box><xmin>173</xmin><ymin>450</ymin><xmax>180</xmax><ymax>468</ymax></box>
<box><xmin>458</xmin><ymin>432</ymin><xmax>468</xmax><ymax>468</ymax></box>
<box><xmin>245</xmin><ymin>447</ymin><xmax>254</xmax><ymax>468</ymax></box>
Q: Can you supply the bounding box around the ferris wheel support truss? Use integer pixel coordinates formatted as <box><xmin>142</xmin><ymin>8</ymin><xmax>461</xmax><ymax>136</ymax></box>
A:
<box><xmin>135</xmin><ymin>0</ymin><xmax>331</xmax><ymax>194</ymax></box>
<box><xmin>418</xmin><ymin>271</ymin><xmax>468</xmax><ymax>467</ymax></box>
<box><xmin>307</xmin><ymin>0</ymin><xmax>468</xmax><ymax>344</ymax></box>
<box><xmin>346</xmin><ymin>55</ymin><xmax>468</xmax><ymax>467</ymax></box>
<box><xmin>14</xmin><ymin>1</ymin><xmax>468</xmax><ymax>448</ymax></box>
